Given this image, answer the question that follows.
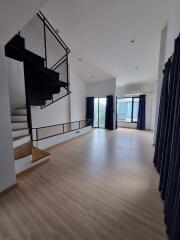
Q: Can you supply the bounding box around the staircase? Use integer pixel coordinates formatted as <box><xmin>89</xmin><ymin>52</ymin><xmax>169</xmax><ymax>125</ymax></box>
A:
<box><xmin>12</xmin><ymin>108</ymin><xmax>49</xmax><ymax>174</ymax></box>
<box><xmin>5</xmin><ymin>12</ymin><xmax>70</xmax><ymax>173</ymax></box>
<box><xmin>5</xmin><ymin>34</ymin><xmax>69</xmax><ymax>107</ymax></box>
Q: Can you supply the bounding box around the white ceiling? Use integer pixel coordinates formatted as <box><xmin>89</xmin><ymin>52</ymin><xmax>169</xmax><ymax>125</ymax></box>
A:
<box><xmin>42</xmin><ymin>0</ymin><xmax>170</xmax><ymax>86</ymax></box>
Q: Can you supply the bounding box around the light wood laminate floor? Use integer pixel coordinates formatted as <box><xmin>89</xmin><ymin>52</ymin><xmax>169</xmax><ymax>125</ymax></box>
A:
<box><xmin>0</xmin><ymin>129</ymin><xmax>167</xmax><ymax>240</ymax></box>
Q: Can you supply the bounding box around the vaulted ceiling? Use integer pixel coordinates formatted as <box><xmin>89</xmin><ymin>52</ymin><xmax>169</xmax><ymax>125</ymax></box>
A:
<box><xmin>0</xmin><ymin>0</ymin><xmax>48</xmax><ymax>45</ymax></box>
<box><xmin>42</xmin><ymin>0</ymin><xmax>170</xmax><ymax>86</ymax></box>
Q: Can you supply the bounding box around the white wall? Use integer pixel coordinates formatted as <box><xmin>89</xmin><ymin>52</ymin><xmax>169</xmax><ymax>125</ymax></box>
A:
<box><xmin>153</xmin><ymin>26</ymin><xmax>167</xmax><ymax>143</ymax></box>
<box><xmin>70</xmin><ymin>67</ymin><xmax>86</xmax><ymax>121</ymax></box>
<box><xmin>86</xmin><ymin>78</ymin><xmax>117</xmax><ymax>129</ymax></box>
<box><xmin>31</xmin><ymin>96</ymin><xmax>70</xmax><ymax>128</ymax></box>
<box><xmin>165</xmin><ymin>0</ymin><xmax>180</xmax><ymax>61</ymax></box>
<box><xmin>153</xmin><ymin>0</ymin><xmax>180</xmax><ymax>143</ymax></box>
<box><xmin>6</xmin><ymin>58</ymin><xmax>26</xmax><ymax>110</ymax></box>
<box><xmin>86</xmin><ymin>78</ymin><xmax>116</xmax><ymax>98</ymax></box>
<box><xmin>117</xmin><ymin>82</ymin><xmax>156</xmax><ymax>130</ymax></box>
<box><xmin>0</xmin><ymin>0</ymin><xmax>48</xmax><ymax>45</ymax></box>
<box><xmin>0</xmin><ymin>45</ymin><xmax>16</xmax><ymax>192</ymax></box>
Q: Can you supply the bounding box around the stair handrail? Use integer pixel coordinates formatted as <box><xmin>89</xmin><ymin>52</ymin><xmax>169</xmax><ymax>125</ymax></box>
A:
<box><xmin>37</xmin><ymin>11</ymin><xmax>70</xmax><ymax>69</ymax></box>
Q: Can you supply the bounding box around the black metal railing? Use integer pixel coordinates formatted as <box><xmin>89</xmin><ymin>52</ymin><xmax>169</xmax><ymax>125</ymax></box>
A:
<box><xmin>32</xmin><ymin>119</ymin><xmax>91</xmax><ymax>141</ymax></box>
<box><xmin>20</xmin><ymin>11</ymin><xmax>70</xmax><ymax>109</ymax></box>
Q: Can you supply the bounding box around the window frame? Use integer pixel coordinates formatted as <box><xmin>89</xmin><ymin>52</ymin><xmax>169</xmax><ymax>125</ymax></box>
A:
<box><xmin>117</xmin><ymin>97</ymin><xmax>139</xmax><ymax>123</ymax></box>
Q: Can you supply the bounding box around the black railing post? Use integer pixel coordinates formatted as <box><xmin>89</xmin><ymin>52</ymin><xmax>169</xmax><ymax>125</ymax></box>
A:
<box><xmin>43</xmin><ymin>16</ymin><xmax>47</xmax><ymax>68</ymax></box>
<box><xmin>23</xmin><ymin>62</ymin><xmax>33</xmax><ymax>141</ymax></box>
<box><xmin>66</xmin><ymin>55</ymin><xmax>69</xmax><ymax>94</ymax></box>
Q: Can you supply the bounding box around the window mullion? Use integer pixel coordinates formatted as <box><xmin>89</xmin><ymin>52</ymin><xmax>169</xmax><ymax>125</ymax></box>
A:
<box><xmin>131</xmin><ymin>98</ymin><xmax>134</xmax><ymax>123</ymax></box>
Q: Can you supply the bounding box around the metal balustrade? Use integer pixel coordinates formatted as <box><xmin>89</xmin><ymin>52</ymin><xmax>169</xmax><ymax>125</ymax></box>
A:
<box><xmin>32</xmin><ymin>119</ymin><xmax>91</xmax><ymax>141</ymax></box>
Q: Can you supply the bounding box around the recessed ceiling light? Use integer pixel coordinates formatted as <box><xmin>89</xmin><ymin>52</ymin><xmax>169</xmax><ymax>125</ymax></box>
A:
<box><xmin>130</xmin><ymin>39</ymin><xmax>135</xmax><ymax>43</ymax></box>
<box><xmin>78</xmin><ymin>58</ymin><xmax>82</xmax><ymax>62</ymax></box>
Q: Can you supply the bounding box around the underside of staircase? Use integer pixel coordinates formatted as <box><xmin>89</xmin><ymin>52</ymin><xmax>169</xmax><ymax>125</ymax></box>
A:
<box><xmin>5</xmin><ymin>34</ymin><xmax>69</xmax><ymax>107</ymax></box>
<box><xmin>12</xmin><ymin>108</ymin><xmax>49</xmax><ymax>175</ymax></box>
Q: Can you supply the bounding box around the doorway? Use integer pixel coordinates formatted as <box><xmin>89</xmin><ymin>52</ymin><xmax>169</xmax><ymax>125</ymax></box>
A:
<box><xmin>94</xmin><ymin>98</ymin><xmax>107</xmax><ymax>128</ymax></box>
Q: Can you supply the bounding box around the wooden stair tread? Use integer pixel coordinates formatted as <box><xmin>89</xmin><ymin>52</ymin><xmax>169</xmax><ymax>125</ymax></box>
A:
<box><xmin>14</xmin><ymin>142</ymin><xmax>32</xmax><ymax>160</ymax></box>
<box><xmin>32</xmin><ymin>147</ymin><xmax>50</xmax><ymax>162</ymax></box>
<box><xmin>13</xmin><ymin>134</ymin><xmax>30</xmax><ymax>141</ymax></box>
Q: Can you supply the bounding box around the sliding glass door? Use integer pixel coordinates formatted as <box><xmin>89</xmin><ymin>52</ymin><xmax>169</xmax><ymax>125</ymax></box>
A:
<box><xmin>94</xmin><ymin>98</ymin><xmax>99</xmax><ymax>127</ymax></box>
<box><xmin>117</xmin><ymin>97</ymin><xmax>139</xmax><ymax>123</ymax></box>
<box><xmin>94</xmin><ymin>98</ymin><xmax>107</xmax><ymax>128</ymax></box>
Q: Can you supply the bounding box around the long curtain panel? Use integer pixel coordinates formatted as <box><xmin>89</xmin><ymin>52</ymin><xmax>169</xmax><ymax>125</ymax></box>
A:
<box><xmin>153</xmin><ymin>34</ymin><xmax>180</xmax><ymax>240</ymax></box>
<box><xmin>86</xmin><ymin>97</ymin><xmax>94</xmax><ymax>126</ymax></box>
<box><xmin>105</xmin><ymin>95</ymin><xmax>114</xmax><ymax>130</ymax></box>
<box><xmin>137</xmin><ymin>95</ymin><xmax>146</xmax><ymax>130</ymax></box>
<box><xmin>153</xmin><ymin>60</ymin><xmax>171</xmax><ymax>173</ymax></box>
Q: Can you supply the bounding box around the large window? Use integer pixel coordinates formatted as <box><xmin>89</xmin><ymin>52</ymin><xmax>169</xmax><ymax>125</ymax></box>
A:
<box><xmin>117</xmin><ymin>97</ymin><xmax>139</xmax><ymax>122</ymax></box>
<box><xmin>94</xmin><ymin>98</ymin><xmax>107</xmax><ymax>128</ymax></box>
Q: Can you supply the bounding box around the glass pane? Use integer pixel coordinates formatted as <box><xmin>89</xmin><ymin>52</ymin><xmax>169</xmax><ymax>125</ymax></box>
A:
<box><xmin>94</xmin><ymin>98</ymin><xmax>99</xmax><ymax>127</ymax></box>
<box><xmin>117</xmin><ymin>98</ymin><xmax>132</xmax><ymax>122</ymax></box>
<box><xmin>133</xmin><ymin>98</ymin><xmax>139</xmax><ymax>122</ymax></box>
<box><xmin>99</xmin><ymin>98</ymin><xmax>107</xmax><ymax>128</ymax></box>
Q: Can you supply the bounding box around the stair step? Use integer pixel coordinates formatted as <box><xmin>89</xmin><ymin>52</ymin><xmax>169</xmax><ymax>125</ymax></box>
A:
<box><xmin>12</xmin><ymin>115</ymin><xmax>27</xmax><ymax>122</ymax></box>
<box><xmin>30</xmin><ymin>68</ymin><xmax>60</xmax><ymax>82</ymax></box>
<box><xmin>29</xmin><ymin>80</ymin><xmax>67</xmax><ymax>95</ymax></box>
<box><xmin>12</xmin><ymin>122</ymin><xmax>28</xmax><ymax>130</ymax></box>
<box><xmin>13</xmin><ymin>135</ymin><xmax>31</xmax><ymax>148</ymax></box>
<box><xmin>15</xmin><ymin>147</ymin><xmax>49</xmax><ymax>175</ymax></box>
<box><xmin>14</xmin><ymin>141</ymin><xmax>32</xmax><ymax>160</ymax></box>
<box><xmin>42</xmin><ymin>99</ymin><xmax>53</xmax><ymax>106</ymax></box>
<box><xmin>5</xmin><ymin>34</ymin><xmax>25</xmax><ymax>62</ymax></box>
<box><xmin>15</xmin><ymin>153</ymin><xmax>49</xmax><ymax>175</ymax></box>
<box><xmin>15</xmin><ymin>154</ymin><xmax>32</xmax><ymax>174</ymax></box>
<box><xmin>23</xmin><ymin>49</ymin><xmax>45</xmax><ymax>67</ymax></box>
<box><xmin>12</xmin><ymin>113</ymin><xmax>27</xmax><ymax>116</ymax></box>
<box><xmin>30</xmin><ymin>91</ymin><xmax>52</xmax><ymax>101</ymax></box>
<box><xmin>12</xmin><ymin>128</ymin><xmax>29</xmax><ymax>138</ymax></box>
<box><xmin>30</xmin><ymin>83</ymin><xmax>61</xmax><ymax>95</ymax></box>
<box><xmin>32</xmin><ymin>147</ymin><xmax>50</xmax><ymax>162</ymax></box>
<box><xmin>13</xmin><ymin>108</ymin><xmax>27</xmax><ymax>115</ymax></box>
<box><xmin>30</xmin><ymin>98</ymin><xmax>46</xmax><ymax>106</ymax></box>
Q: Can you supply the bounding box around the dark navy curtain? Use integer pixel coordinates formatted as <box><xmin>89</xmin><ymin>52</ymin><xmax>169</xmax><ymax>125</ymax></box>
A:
<box><xmin>137</xmin><ymin>95</ymin><xmax>146</xmax><ymax>130</ymax></box>
<box><xmin>86</xmin><ymin>97</ymin><xmax>94</xmax><ymax>126</ymax></box>
<box><xmin>153</xmin><ymin>34</ymin><xmax>180</xmax><ymax>240</ymax></box>
<box><xmin>105</xmin><ymin>95</ymin><xmax>114</xmax><ymax>130</ymax></box>
<box><xmin>153</xmin><ymin>60</ymin><xmax>171</xmax><ymax>172</ymax></box>
<box><xmin>116</xmin><ymin>96</ymin><xmax>118</xmax><ymax>129</ymax></box>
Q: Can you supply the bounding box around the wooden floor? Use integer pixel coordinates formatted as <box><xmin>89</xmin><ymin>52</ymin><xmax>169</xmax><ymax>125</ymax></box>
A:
<box><xmin>0</xmin><ymin>129</ymin><xmax>167</xmax><ymax>240</ymax></box>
